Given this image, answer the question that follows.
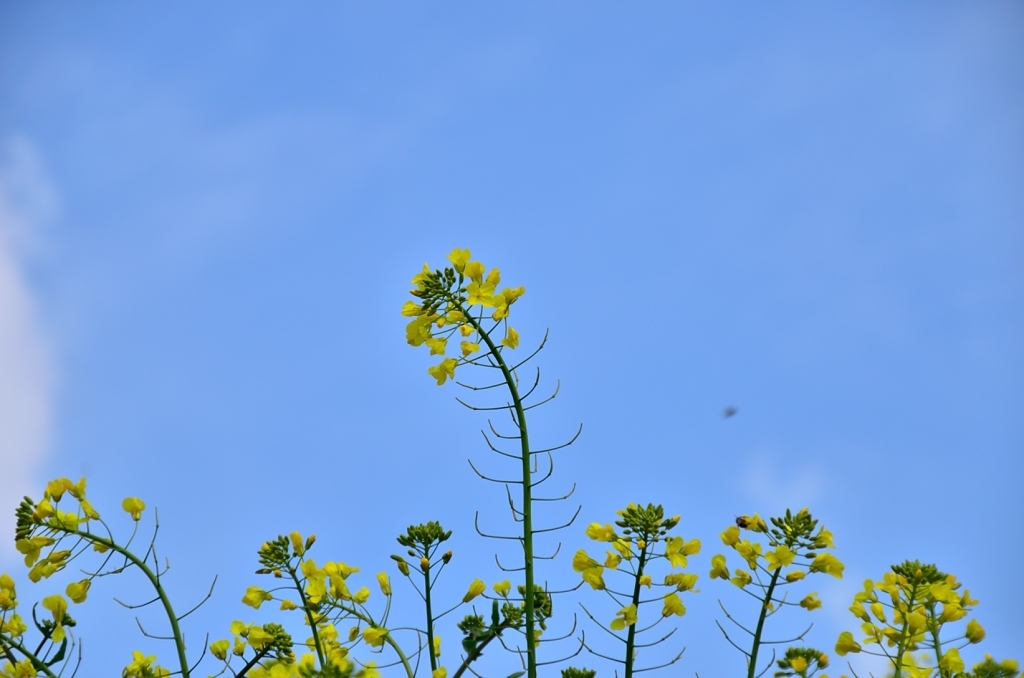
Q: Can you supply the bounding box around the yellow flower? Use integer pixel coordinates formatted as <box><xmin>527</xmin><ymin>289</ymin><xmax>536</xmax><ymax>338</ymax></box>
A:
<box><xmin>426</xmin><ymin>336</ymin><xmax>448</xmax><ymax>356</ymax></box>
<box><xmin>730</xmin><ymin>569</ymin><xmax>752</xmax><ymax>588</ymax></box>
<box><xmin>124</xmin><ymin>650</ymin><xmax>157</xmax><ymax>676</ymax></box>
<box><xmin>815</xmin><ymin>528</ymin><xmax>834</xmax><ymax>549</ymax></box>
<box><xmin>330</xmin><ymin>574</ymin><xmax>351</xmax><ymax>600</ymax></box>
<box><xmin>785</xmin><ymin>569</ymin><xmax>806</xmax><ymax>582</ymax></box>
<box><xmin>362</xmin><ymin>627</ymin><xmax>388</xmax><ymax>648</ymax></box>
<box><xmin>15</xmin><ymin>536</ymin><xmax>54</xmax><ymax>567</ymax></box>
<box><xmin>406</xmin><ymin>315</ymin><xmax>434</xmax><ymax>346</ymax></box>
<box><xmin>66</xmin><ymin>579</ymin><xmax>91</xmax><ymax>603</ymax></box>
<box><xmin>280</xmin><ymin>598</ymin><xmax>297</xmax><ymax>610</ymax></box>
<box><xmin>376</xmin><ymin>572</ymin><xmax>391</xmax><ymax>596</ymax></box>
<box><xmin>356</xmin><ymin>662</ymin><xmax>382</xmax><ymax>678</ymax></box>
<box><xmin>849</xmin><ymin>602</ymin><xmax>870</xmax><ymax>622</ymax></box>
<box><xmin>493</xmin><ymin>580</ymin><xmax>511</xmax><ymax>597</ymax></box>
<box><xmin>612</xmin><ymin>538</ymin><xmax>633</xmax><ymax>560</ymax></box>
<box><xmin>664</xmin><ymin>536</ymin><xmax>689</xmax><ymax>568</ymax></box>
<box><xmin>464</xmin><ymin>260</ymin><xmax>485</xmax><ymax>282</ymax></box>
<box><xmin>720</xmin><ymin>525</ymin><xmax>740</xmax><ymax>546</ymax></box>
<box><xmin>80</xmin><ymin>498</ymin><xmax>100</xmax><ymax>520</ymax></box>
<box><xmin>572</xmin><ymin>550</ymin><xmax>599</xmax><ymax>572</ymax></box>
<box><xmin>42</xmin><ymin>594</ymin><xmax>67</xmax><ymax>623</ymax></box>
<box><xmin>639</xmin><ymin>574</ymin><xmax>652</xmax><ymax>588</ymax></box>
<box><xmin>460</xmin><ymin>341</ymin><xmax>480</xmax><ymax>356</ymax></box>
<box><xmin>585</xmin><ymin>523</ymin><xmax>617</xmax><ymax>542</ymax></box>
<box><xmin>582</xmin><ymin>567</ymin><xmax>605</xmax><ymax>590</ymax></box>
<box><xmin>611</xmin><ymin>604</ymin><xmax>638</xmax><ymax>631</ymax></box>
<box><xmin>242</xmin><ymin>586</ymin><xmax>273</xmax><ymax>609</ymax></box>
<box><xmin>965</xmin><ymin>619</ymin><xmax>985</xmax><ymax>643</ymax></box>
<box><xmin>466</xmin><ymin>280</ymin><xmax>496</xmax><ymax>306</ymax></box>
<box><xmin>463</xmin><ymin>578</ymin><xmax>486</xmax><ymax>603</ymax></box>
<box><xmin>835</xmin><ymin>631</ymin><xmax>861</xmax><ymax>656</ymax></box>
<box><xmin>940</xmin><ymin>601</ymin><xmax>967</xmax><ymax>622</ymax></box>
<box><xmin>790</xmin><ymin>657</ymin><xmax>808</xmax><ymax>673</ymax></box>
<box><xmin>2</xmin><ymin>613</ymin><xmax>27</xmax><ymax>637</ymax></box>
<box><xmin>604</xmin><ymin>551</ymin><xmax>621</xmax><ymax>569</ymax></box>
<box><xmin>121</xmin><ymin>497</ymin><xmax>146</xmax><ymax>521</ymax></box>
<box><xmin>502</xmin><ymin>327</ymin><xmax>520</xmax><ymax>349</ymax></box>
<box><xmin>46</xmin><ymin>478</ymin><xmax>73</xmax><ymax>501</ymax></box>
<box><xmin>210</xmin><ymin>639</ymin><xmax>230</xmax><ymax>661</ymax></box>
<box><xmin>664</xmin><ymin>573</ymin><xmax>699</xmax><ymax>591</ymax></box>
<box><xmin>433</xmin><ymin>634</ymin><xmax>442</xmax><ymax>657</ymax></box>
<box><xmin>765</xmin><ymin>545</ymin><xmax>796</xmax><ymax>571</ymax></box>
<box><xmin>662</xmin><ymin>593</ymin><xmax>686</xmax><ymax>617</ymax></box>
<box><xmin>809</xmin><ymin>553</ymin><xmax>844</xmax><ymax>578</ymax></box>
<box><xmin>940</xmin><ymin>648</ymin><xmax>964</xmax><ymax>673</ymax></box>
<box><xmin>447</xmin><ymin>248</ymin><xmax>471</xmax><ymax>273</ymax></box>
<box><xmin>427</xmin><ymin>358</ymin><xmax>458</xmax><ymax>385</ymax></box>
<box><xmin>289</xmin><ymin>531</ymin><xmax>306</xmax><ymax>556</ymax></box>
<box><xmin>401</xmin><ymin>301</ymin><xmax>421</xmax><ymax>317</ymax></box>
<box><xmin>710</xmin><ymin>554</ymin><xmax>730</xmax><ymax>580</ymax></box>
<box><xmin>247</xmin><ymin>626</ymin><xmax>272</xmax><ymax>650</ymax></box>
<box><xmin>432</xmin><ymin>669</ymin><xmax>448</xmax><ymax>678</ymax></box>
<box><xmin>734</xmin><ymin>540</ymin><xmax>762</xmax><ymax>569</ymax></box>
<box><xmin>800</xmin><ymin>593</ymin><xmax>822</xmax><ymax>610</ymax></box>
<box><xmin>352</xmin><ymin>586</ymin><xmax>371</xmax><ymax>604</ymax></box>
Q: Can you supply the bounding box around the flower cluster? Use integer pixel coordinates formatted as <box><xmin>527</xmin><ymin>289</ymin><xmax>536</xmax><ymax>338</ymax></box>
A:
<box><xmin>835</xmin><ymin>560</ymin><xmax>990</xmax><ymax>677</ymax></box>
<box><xmin>576</xmin><ymin>502</ymin><xmax>700</xmax><ymax>674</ymax></box>
<box><xmin>710</xmin><ymin>508</ymin><xmax>842</xmax><ymax>605</ymax></box>
<box><xmin>404</xmin><ymin>248</ymin><xmax>525</xmax><ymax>384</ymax></box>
<box><xmin>774</xmin><ymin>647</ymin><xmax>830</xmax><ymax>678</ymax></box>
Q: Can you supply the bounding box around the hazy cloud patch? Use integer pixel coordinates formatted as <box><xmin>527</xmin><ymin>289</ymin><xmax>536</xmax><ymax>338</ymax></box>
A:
<box><xmin>0</xmin><ymin>136</ymin><xmax>56</xmax><ymax>558</ymax></box>
<box><xmin>741</xmin><ymin>452</ymin><xmax>823</xmax><ymax>513</ymax></box>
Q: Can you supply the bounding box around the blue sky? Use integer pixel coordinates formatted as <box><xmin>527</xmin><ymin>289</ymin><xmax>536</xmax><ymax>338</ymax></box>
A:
<box><xmin>0</xmin><ymin>3</ymin><xmax>1021</xmax><ymax>675</ymax></box>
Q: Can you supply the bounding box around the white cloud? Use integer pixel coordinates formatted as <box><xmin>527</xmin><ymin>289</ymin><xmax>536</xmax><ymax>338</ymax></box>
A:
<box><xmin>0</xmin><ymin>136</ymin><xmax>56</xmax><ymax>558</ymax></box>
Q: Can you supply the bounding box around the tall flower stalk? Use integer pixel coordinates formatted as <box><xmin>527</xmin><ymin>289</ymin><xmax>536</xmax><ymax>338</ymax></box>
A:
<box><xmin>404</xmin><ymin>248</ymin><xmax>549</xmax><ymax>678</ymax></box>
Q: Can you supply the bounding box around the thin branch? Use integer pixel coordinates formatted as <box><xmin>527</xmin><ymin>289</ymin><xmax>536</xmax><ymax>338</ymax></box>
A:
<box><xmin>530</xmin><ymin>424</ymin><xmax>583</xmax><ymax>454</ymax></box>
<box><xmin>474</xmin><ymin>511</ymin><xmax>522</xmax><ymax>541</ymax></box>
<box><xmin>177</xmin><ymin>575</ymin><xmax>217</xmax><ymax>621</ymax></box>
<box><xmin>532</xmin><ymin>505</ymin><xmax>581</xmax><ymax>534</ymax></box>
<box><xmin>467</xmin><ymin>458</ymin><xmax>523</xmax><ymax>485</ymax></box>
<box><xmin>533</xmin><ymin>483</ymin><xmax>577</xmax><ymax>502</ymax></box>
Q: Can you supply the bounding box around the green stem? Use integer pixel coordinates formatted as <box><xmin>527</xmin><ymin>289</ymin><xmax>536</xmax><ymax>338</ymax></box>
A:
<box><xmin>287</xmin><ymin>562</ymin><xmax>327</xmax><ymax>667</ymax></box>
<box><xmin>0</xmin><ymin>636</ymin><xmax>60</xmax><ymax>678</ymax></box>
<box><xmin>927</xmin><ymin>602</ymin><xmax>945</xmax><ymax>678</ymax></box>
<box><xmin>452</xmin><ymin>621</ymin><xmax>513</xmax><ymax>678</ymax></box>
<box><xmin>65</xmin><ymin>528</ymin><xmax>190</xmax><ymax>677</ymax></box>
<box><xmin>334</xmin><ymin>603</ymin><xmax>414</xmax><ymax>678</ymax></box>
<box><xmin>892</xmin><ymin>583</ymin><xmax>919</xmax><ymax>678</ymax></box>
<box><xmin>624</xmin><ymin>546</ymin><xmax>649</xmax><ymax>678</ymax></box>
<box><xmin>748</xmin><ymin>567</ymin><xmax>782</xmax><ymax>678</ymax></box>
<box><xmin>424</xmin><ymin>565</ymin><xmax>437</xmax><ymax>673</ymax></box>
<box><xmin>458</xmin><ymin>302</ymin><xmax>537</xmax><ymax>678</ymax></box>
<box><xmin>382</xmin><ymin>631</ymin><xmax>416</xmax><ymax>678</ymax></box>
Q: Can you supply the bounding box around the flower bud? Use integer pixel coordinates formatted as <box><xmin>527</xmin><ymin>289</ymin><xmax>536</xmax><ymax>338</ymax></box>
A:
<box><xmin>420</xmin><ymin>557</ymin><xmax>431</xmax><ymax>572</ymax></box>
<box><xmin>442</xmin><ymin>550</ymin><xmax>453</xmax><ymax>564</ymax></box>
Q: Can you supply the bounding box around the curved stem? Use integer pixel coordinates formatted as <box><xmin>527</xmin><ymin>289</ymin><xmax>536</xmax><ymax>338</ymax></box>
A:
<box><xmin>455</xmin><ymin>300</ymin><xmax>538</xmax><ymax>678</ymax></box>
<box><xmin>64</xmin><ymin>528</ymin><xmax>190</xmax><ymax>677</ymax></box>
